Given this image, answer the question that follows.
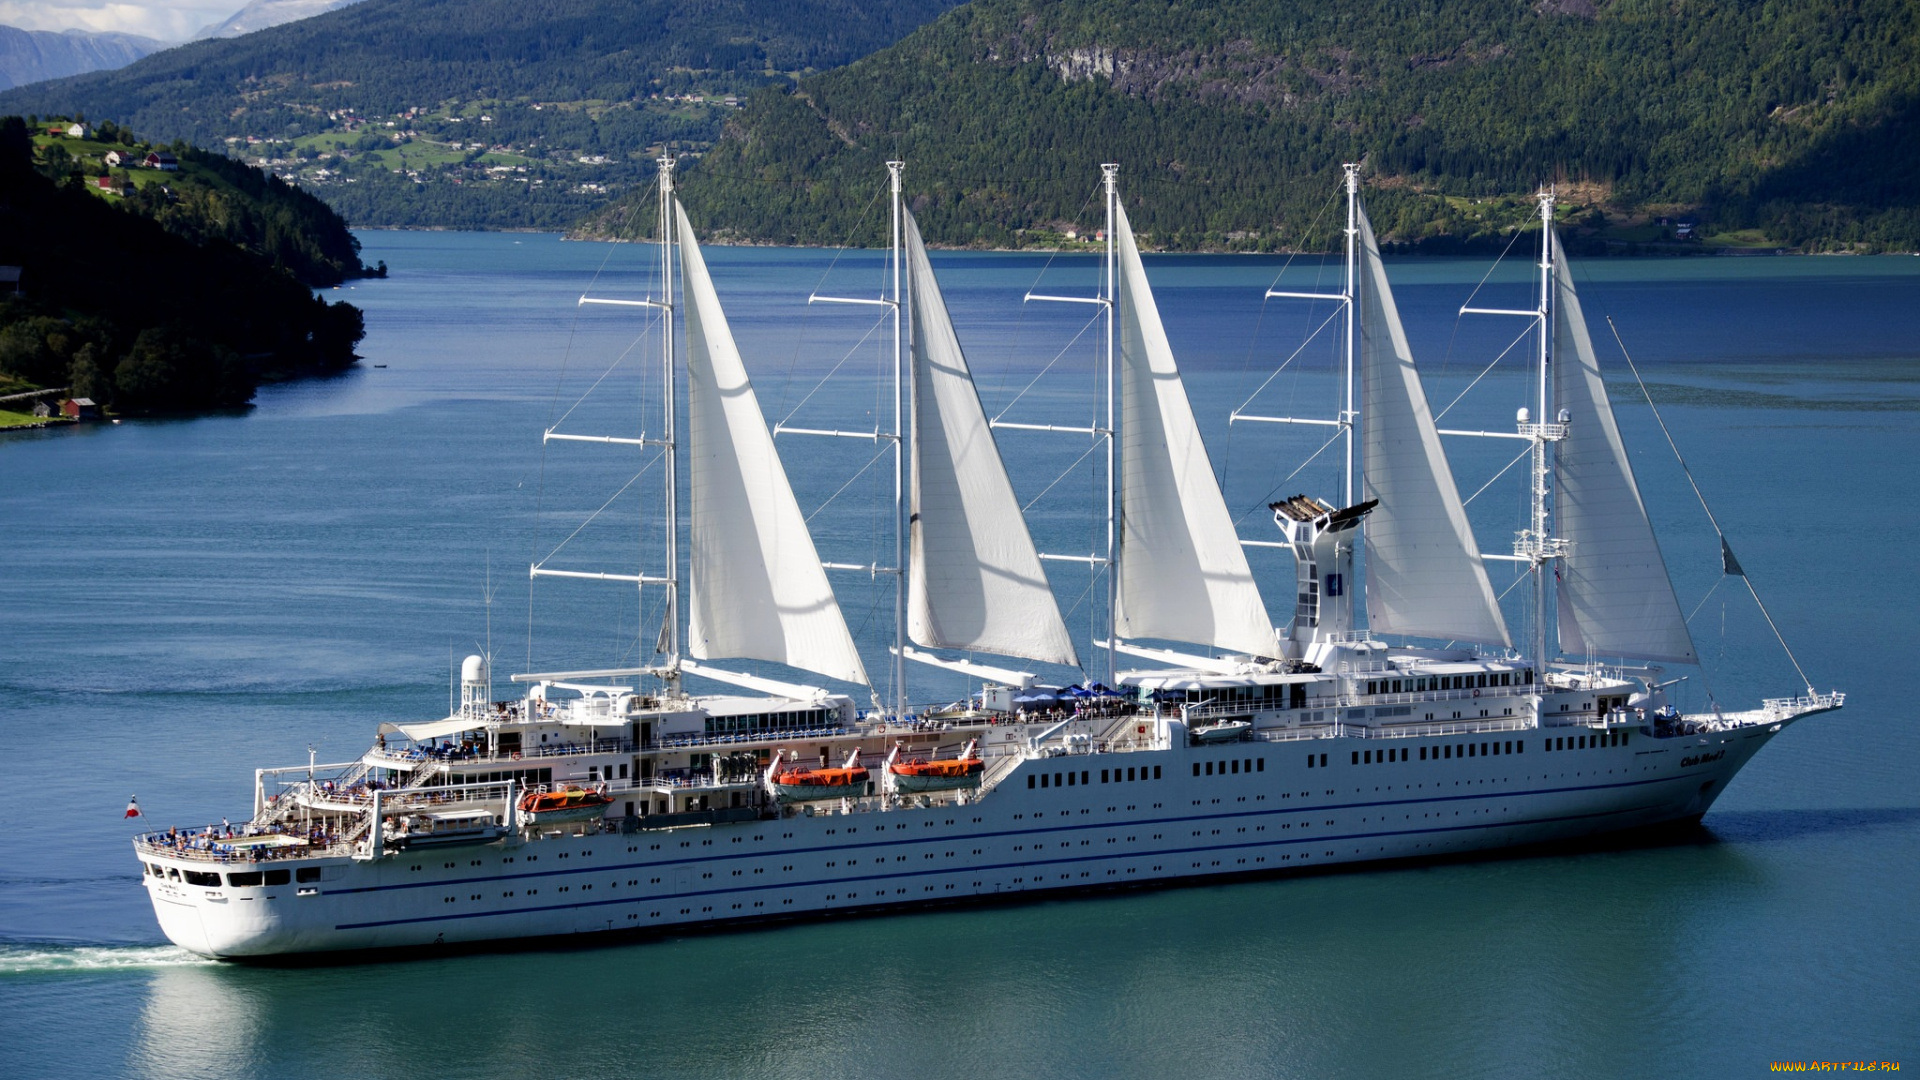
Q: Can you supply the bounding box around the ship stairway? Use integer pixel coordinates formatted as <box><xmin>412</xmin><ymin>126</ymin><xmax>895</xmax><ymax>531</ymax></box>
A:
<box><xmin>255</xmin><ymin>763</ymin><xmax>369</xmax><ymax>828</ymax></box>
<box><xmin>1095</xmin><ymin>711</ymin><xmax>1155</xmax><ymax>753</ymax></box>
<box><xmin>342</xmin><ymin>812</ymin><xmax>375</xmax><ymax>851</ymax></box>
<box><xmin>980</xmin><ymin>752</ymin><xmax>1027</xmax><ymax>792</ymax></box>
<box><xmin>400</xmin><ymin>760</ymin><xmax>447</xmax><ymax>789</ymax></box>
<box><xmin>253</xmin><ymin>757</ymin><xmax>380</xmax><ymax>829</ymax></box>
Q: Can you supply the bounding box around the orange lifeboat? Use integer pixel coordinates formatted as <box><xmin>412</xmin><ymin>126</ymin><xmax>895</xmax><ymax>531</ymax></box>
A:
<box><xmin>888</xmin><ymin>739</ymin><xmax>983</xmax><ymax>793</ymax></box>
<box><xmin>770</xmin><ymin>765</ymin><xmax>870</xmax><ymax>803</ymax></box>
<box><xmin>516</xmin><ymin>784</ymin><xmax>613</xmax><ymax>823</ymax></box>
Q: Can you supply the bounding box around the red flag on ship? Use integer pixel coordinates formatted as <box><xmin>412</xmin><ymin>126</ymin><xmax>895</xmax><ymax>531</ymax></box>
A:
<box><xmin>125</xmin><ymin>796</ymin><xmax>142</xmax><ymax>818</ymax></box>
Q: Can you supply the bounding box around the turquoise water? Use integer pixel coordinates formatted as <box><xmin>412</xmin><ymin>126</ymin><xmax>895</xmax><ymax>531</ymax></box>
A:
<box><xmin>2</xmin><ymin>232</ymin><xmax>1917</xmax><ymax>1077</ymax></box>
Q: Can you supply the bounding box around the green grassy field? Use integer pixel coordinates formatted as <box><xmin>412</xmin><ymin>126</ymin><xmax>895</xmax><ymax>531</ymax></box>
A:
<box><xmin>0</xmin><ymin>408</ymin><xmax>56</xmax><ymax>428</ymax></box>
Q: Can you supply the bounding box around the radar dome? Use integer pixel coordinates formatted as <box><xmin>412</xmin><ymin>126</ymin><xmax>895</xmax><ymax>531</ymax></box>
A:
<box><xmin>461</xmin><ymin>654</ymin><xmax>487</xmax><ymax>684</ymax></box>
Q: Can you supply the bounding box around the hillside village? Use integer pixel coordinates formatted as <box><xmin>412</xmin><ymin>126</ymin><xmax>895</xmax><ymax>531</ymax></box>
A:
<box><xmin>1</xmin><ymin>114</ymin><xmax>371</xmax><ymax>421</ymax></box>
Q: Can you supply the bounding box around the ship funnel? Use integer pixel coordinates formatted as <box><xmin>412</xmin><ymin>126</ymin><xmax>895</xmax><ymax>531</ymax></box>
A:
<box><xmin>1270</xmin><ymin>495</ymin><xmax>1377</xmax><ymax>659</ymax></box>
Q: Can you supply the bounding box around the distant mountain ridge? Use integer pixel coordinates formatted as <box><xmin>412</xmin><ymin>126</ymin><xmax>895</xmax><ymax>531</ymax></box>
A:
<box><xmin>0</xmin><ymin>0</ymin><xmax>964</xmax><ymax>229</ymax></box>
<box><xmin>195</xmin><ymin>0</ymin><xmax>371</xmax><ymax>40</ymax></box>
<box><xmin>656</xmin><ymin>0</ymin><xmax>1920</xmax><ymax>252</ymax></box>
<box><xmin>0</xmin><ymin>26</ymin><xmax>164</xmax><ymax>91</ymax></box>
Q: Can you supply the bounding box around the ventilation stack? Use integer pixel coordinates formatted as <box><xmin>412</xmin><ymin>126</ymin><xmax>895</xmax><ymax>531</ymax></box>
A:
<box><xmin>1272</xmin><ymin>496</ymin><xmax>1376</xmax><ymax>663</ymax></box>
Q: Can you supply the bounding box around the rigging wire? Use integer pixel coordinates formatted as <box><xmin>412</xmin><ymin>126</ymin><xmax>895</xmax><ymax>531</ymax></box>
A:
<box><xmin>528</xmin><ymin>178</ymin><xmax>651</xmax><ymax>672</ymax></box>
<box><xmin>1434</xmin><ymin>223</ymin><xmax>1528</xmax><ymax>387</ymax></box>
<box><xmin>982</xmin><ymin>179</ymin><xmax>1103</xmax><ymax>409</ymax></box>
<box><xmin>802</xmin><ymin>444</ymin><xmax>896</xmax><ymax>525</ymax></box>
<box><xmin>776</xmin><ymin>311</ymin><xmax>890</xmax><ymax>428</ymax></box>
<box><xmin>1229</xmin><ymin>304</ymin><xmax>1346</xmax><ymax>416</ymax></box>
<box><xmin>1603</xmin><ymin>317</ymin><xmax>1817</xmax><ymax>694</ymax></box>
<box><xmin>1222</xmin><ymin>181</ymin><xmax>1342</xmax><ymax>522</ymax></box>
<box><xmin>534</xmin><ymin>454</ymin><xmax>662</xmax><ymax>567</ymax></box>
<box><xmin>1685</xmin><ymin>575</ymin><xmax>1728</xmax><ymax>624</ymax></box>
<box><xmin>990</xmin><ymin>310</ymin><xmax>1103</xmax><ymax>424</ymax></box>
<box><xmin>1020</xmin><ymin>439</ymin><xmax>1106</xmax><ymax>514</ymax></box>
<box><xmin>772</xmin><ymin>178</ymin><xmax>888</xmax><ymax>427</ymax></box>
<box><xmin>548</xmin><ymin>320</ymin><xmax>659</xmax><ymax>433</ymax></box>
<box><xmin>1460</xmin><ymin>442</ymin><xmax>1536</xmax><ymax>507</ymax></box>
<box><xmin>1231</xmin><ymin>426</ymin><xmax>1346</xmax><ymax>527</ymax></box>
<box><xmin>1432</xmin><ymin>321</ymin><xmax>1534</xmax><ymax>423</ymax></box>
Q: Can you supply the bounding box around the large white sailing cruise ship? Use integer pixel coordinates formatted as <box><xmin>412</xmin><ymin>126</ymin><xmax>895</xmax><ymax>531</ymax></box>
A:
<box><xmin>136</xmin><ymin>163</ymin><xmax>1841</xmax><ymax>959</ymax></box>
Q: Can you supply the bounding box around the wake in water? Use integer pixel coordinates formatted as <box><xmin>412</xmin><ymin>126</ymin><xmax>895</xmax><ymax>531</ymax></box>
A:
<box><xmin>0</xmin><ymin>942</ymin><xmax>214</xmax><ymax>975</ymax></box>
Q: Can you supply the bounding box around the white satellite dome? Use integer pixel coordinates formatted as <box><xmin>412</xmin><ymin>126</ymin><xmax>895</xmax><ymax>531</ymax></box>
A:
<box><xmin>461</xmin><ymin>654</ymin><xmax>487</xmax><ymax>684</ymax></box>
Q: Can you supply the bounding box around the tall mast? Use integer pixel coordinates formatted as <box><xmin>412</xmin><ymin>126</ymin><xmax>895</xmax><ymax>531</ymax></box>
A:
<box><xmin>889</xmin><ymin>159</ymin><xmax>907</xmax><ymax>720</ymax></box>
<box><xmin>555</xmin><ymin>158</ymin><xmax>683</xmax><ymax>691</ymax></box>
<box><xmin>1342</xmin><ymin>162</ymin><xmax>1359</xmax><ymax>508</ymax></box>
<box><xmin>1102</xmin><ymin>163</ymin><xmax>1119</xmax><ymax>686</ymax></box>
<box><xmin>659</xmin><ymin>155</ymin><xmax>680</xmax><ymax>694</ymax></box>
<box><xmin>1339</xmin><ymin>163</ymin><xmax>1360</xmax><ymax>636</ymax></box>
<box><xmin>1521</xmin><ymin>188</ymin><xmax>1566</xmax><ymax>675</ymax></box>
<box><xmin>1242</xmin><ymin>164</ymin><xmax>1367</xmax><ymax>649</ymax></box>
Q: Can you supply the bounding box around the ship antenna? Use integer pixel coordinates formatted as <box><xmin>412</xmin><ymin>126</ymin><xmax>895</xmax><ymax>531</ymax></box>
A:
<box><xmin>483</xmin><ymin>550</ymin><xmax>495</xmax><ymax>706</ymax></box>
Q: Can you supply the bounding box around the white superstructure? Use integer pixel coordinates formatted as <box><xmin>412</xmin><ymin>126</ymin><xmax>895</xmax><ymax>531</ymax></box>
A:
<box><xmin>136</xmin><ymin>163</ymin><xmax>1840</xmax><ymax>960</ymax></box>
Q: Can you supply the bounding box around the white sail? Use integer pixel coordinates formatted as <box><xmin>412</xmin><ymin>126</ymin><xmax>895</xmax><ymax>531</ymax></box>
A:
<box><xmin>1114</xmin><ymin>205</ymin><xmax>1280</xmax><ymax>658</ymax></box>
<box><xmin>1550</xmin><ymin>231</ymin><xmax>1697</xmax><ymax>664</ymax></box>
<box><xmin>677</xmin><ymin>201</ymin><xmax>870</xmax><ymax>685</ymax></box>
<box><xmin>904</xmin><ymin>211</ymin><xmax>1079</xmax><ymax>666</ymax></box>
<box><xmin>1356</xmin><ymin>203</ymin><xmax>1512</xmax><ymax>647</ymax></box>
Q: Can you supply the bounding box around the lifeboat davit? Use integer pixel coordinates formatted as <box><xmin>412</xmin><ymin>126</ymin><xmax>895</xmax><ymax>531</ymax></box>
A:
<box><xmin>770</xmin><ymin>765</ymin><xmax>870</xmax><ymax>803</ymax></box>
<box><xmin>517</xmin><ymin>784</ymin><xmax>613</xmax><ymax>823</ymax></box>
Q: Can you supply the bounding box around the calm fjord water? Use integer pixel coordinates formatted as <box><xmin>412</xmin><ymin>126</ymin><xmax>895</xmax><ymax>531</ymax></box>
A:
<box><xmin>2</xmin><ymin>232</ymin><xmax>1917</xmax><ymax>1078</ymax></box>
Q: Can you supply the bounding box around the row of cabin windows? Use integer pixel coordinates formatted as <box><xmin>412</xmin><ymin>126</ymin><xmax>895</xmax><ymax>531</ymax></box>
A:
<box><xmin>1029</xmin><ymin>765</ymin><xmax>1162</xmax><ymax>789</ymax></box>
<box><xmin>1417</xmin><ymin>740</ymin><xmax>1522</xmax><ymax>760</ymax></box>
<box><xmin>1366</xmin><ymin>670</ymin><xmax>1531</xmax><ymax>696</ymax></box>
<box><xmin>450</xmin><ymin>767</ymin><xmax>552</xmax><ymax>787</ymax></box>
<box><xmin>1169</xmin><ymin>685</ymin><xmax>1307</xmax><ymax>707</ymax></box>
<box><xmin>148</xmin><ymin>865</ymin><xmax>323</xmax><ymax>888</ymax></box>
<box><xmin>1546</xmin><ymin>731</ymin><xmax>1627</xmax><ymax>751</ymax></box>
<box><xmin>703</xmin><ymin>708</ymin><xmax>835</xmax><ymax>737</ymax></box>
<box><xmin>1192</xmin><ymin>758</ymin><xmax>1265</xmax><ymax>777</ymax></box>
<box><xmin>1315</xmin><ymin>740</ymin><xmax>1534</xmax><ymax>768</ymax></box>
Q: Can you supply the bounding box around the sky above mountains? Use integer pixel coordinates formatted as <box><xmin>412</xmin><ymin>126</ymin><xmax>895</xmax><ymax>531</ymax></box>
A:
<box><xmin>1</xmin><ymin>0</ymin><xmax>244</xmax><ymax>40</ymax></box>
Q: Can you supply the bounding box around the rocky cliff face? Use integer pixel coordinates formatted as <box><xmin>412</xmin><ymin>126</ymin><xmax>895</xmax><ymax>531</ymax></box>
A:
<box><xmin>0</xmin><ymin>26</ymin><xmax>164</xmax><ymax>90</ymax></box>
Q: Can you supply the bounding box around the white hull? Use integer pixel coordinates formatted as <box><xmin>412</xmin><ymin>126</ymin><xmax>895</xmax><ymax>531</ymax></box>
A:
<box><xmin>141</xmin><ymin>717</ymin><xmax>1790</xmax><ymax>959</ymax></box>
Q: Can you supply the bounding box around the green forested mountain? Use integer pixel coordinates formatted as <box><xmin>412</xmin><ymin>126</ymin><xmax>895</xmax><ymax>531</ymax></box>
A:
<box><xmin>630</xmin><ymin>0</ymin><xmax>1920</xmax><ymax>252</ymax></box>
<box><xmin>29</xmin><ymin>118</ymin><xmax>375</xmax><ymax>287</ymax></box>
<box><xmin>0</xmin><ymin>0</ymin><xmax>963</xmax><ymax>229</ymax></box>
<box><xmin>0</xmin><ymin>118</ymin><xmax>365</xmax><ymax>414</ymax></box>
